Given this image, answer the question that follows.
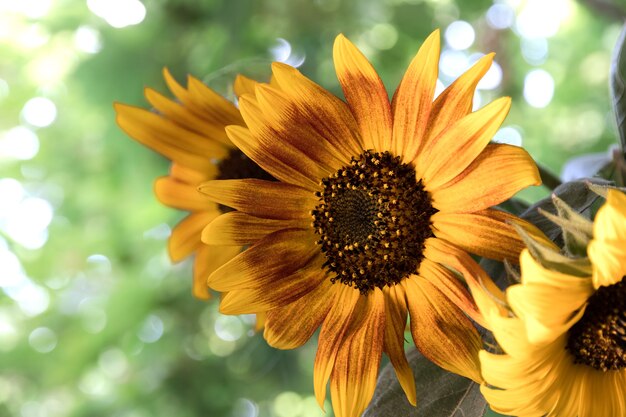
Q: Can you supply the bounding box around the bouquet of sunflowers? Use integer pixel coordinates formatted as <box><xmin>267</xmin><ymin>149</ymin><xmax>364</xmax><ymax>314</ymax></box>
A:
<box><xmin>115</xmin><ymin>26</ymin><xmax>626</xmax><ymax>417</ymax></box>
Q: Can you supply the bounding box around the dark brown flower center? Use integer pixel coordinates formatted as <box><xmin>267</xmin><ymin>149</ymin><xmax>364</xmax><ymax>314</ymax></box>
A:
<box><xmin>311</xmin><ymin>150</ymin><xmax>437</xmax><ymax>294</ymax></box>
<box><xmin>216</xmin><ymin>149</ymin><xmax>275</xmax><ymax>213</ymax></box>
<box><xmin>566</xmin><ymin>276</ymin><xmax>626</xmax><ymax>371</ymax></box>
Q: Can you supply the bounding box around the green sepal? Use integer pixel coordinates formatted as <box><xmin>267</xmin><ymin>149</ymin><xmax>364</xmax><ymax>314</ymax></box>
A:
<box><xmin>537</xmin><ymin>195</ymin><xmax>593</xmax><ymax>257</ymax></box>
<box><xmin>511</xmin><ymin>222</ymin><xmax>592</xmax><ymax>277</ymax></box>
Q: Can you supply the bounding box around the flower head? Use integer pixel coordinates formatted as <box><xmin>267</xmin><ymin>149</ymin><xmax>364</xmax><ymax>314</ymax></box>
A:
<box><xmin>476</xmin><ymin>189</ymin><xmax>626</xmax><ymax>417</ymax></box>
<box><xmin>114</xmin><ymin>69</ymin><xmax>273</xmax><ymax>300</ymax></box>
<box><xmin>200</xmin><ymin>30</ymin><xmax>541</xmax><ymax>417</ymax></box>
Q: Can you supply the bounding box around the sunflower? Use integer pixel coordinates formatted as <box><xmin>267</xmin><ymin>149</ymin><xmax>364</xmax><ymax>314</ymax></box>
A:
<box><xmin>114</xmin><ymin>69</ymin><xmax>273</xmax><ymax>301</ymax></box>
<box><xmin>200</xmin><ymin>30</ymin><xmax>542</xmax><ymax>417</ymax></box>
<box><xmin>476</xmin><ymin>188</ymin><xmax>626</xmax><ymax>417</ymax></box>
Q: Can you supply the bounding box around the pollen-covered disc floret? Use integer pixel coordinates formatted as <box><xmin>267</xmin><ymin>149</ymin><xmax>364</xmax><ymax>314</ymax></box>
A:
<box><xmin>311</xmin><ymin>150</ymin><xmax>437</xmax><ymax>294</ymax></box>
<box><xmin>566</xmin><ymin>277</ymin><xmax>626</xmax><ymax>371</ymax></box>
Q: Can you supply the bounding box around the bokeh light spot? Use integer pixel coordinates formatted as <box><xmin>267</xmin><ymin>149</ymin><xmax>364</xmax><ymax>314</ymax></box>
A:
<box><xmin>21</xmin><ymin>97</ymin><xmax>57</xmax><ymax>128</ymax></box>
<box><xmin>493</xmin><ymin>126</ymin><xmax>523</xmax><ymax>147</ymax></box>
<box><xmin>87</xmin><ymin>0</ymin><xmax>146</xmax><ymax>28</ymax></box>
<box><xmin>367</xmin><ymin>23</ymin><xmax>398</xmax><ymax>50</ymax></box>
<box><xmin>523</xmin><ymin>69</ymin><xmax>555</xmax><ymax>108</ymax></box>
<box><xmin>445</xmin><ymin>21</ymin><xmax>475</xmax><ymax>50</ymax></box>
<box><xmin>486</xmin><ymin>3</ymin><xmax>515</xmax><ymax>29</ymax></box>
<box><xmin>0</xmin><ymin>127</ymin><xmax>40</xmax><ymax>160</ymax></box>
<box><xmin>214</xmin><ymin>315</ymin><xmax>244</xmax><ymax>342</ymax></box>
<box><xmin>29</xmin><ymin>327</ymin><xmax>57</xmax><ymax>353</ymax></box>
<box><xmin>74</xmin><ymin>26</ymin><xmax>102</xmax><ymax>54</ymax></box>
<box><xmin>137</xmin><ymin>314</ymin><xmax>164</xmax><ymax>343</ymax></box>
<box><xmin>477</xmin><ymin>59</ymin><xmax>502</xmax><ymax>90</ymax></box>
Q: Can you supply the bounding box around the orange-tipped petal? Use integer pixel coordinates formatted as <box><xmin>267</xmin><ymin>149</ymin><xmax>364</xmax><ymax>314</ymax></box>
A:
<box><xmin>404</xmin><ymin>277</ymin><xmax>483</xmax><ymax>383</ymax></box>
<box><xmin>330</xmin><ymin>288</ymin><xmax>385</xmax><ymax>417</ymax></box>
<box><xmin>333</xmin><ymin>34</ymin><xmax>392</xmax><ymax>151</ymax></box>
<box><xmin>391</xmin><ymin>30</ymin><xmax>440</xmax><ymax>162</ymax></box>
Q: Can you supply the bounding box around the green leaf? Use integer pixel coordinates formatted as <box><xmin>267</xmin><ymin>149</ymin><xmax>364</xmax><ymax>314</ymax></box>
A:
<box><xmin>364</xmin><ymin>349</ymin><xmax>486</xmax><ymax>417</ymax></box>
<box><xmin>611</xmin><ymin>23</ymin><xmax>626</xmax><ymax>153</ymax></box>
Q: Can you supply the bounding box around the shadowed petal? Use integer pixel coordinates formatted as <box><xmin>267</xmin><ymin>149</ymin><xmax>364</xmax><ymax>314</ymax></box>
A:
<box><xmin>155</xmin><ymin>176</ymin><xmax>215</xmax><ymax>211</ymax></box>
<box><xmin>238</xmin><ymin>94</ymin><xmax>336</xmax><ymax>187</ymax></box>
<box><xmin>271</xmin><ymin>62</ymin><xmax>364</xmax><ymax>158</ymax></box>
<box><xmin>382</xmin><ymin>285</ymin><xmax>416</xmax><ymax>406</ymax></box>
<box><xmin>192</xmin><ymin>244</ymin><xmax>241</xmax><ymax>300</ymax></box>
<box><xmin>219</xmin><ymin>256</ymin><xmax>327</xmax><ymax>314</ymax></box>
<box><xmin>202</xmin><ymin>211</ymin><xmax>307</xmax><ymax>246</ymax></box>
<box><xmin>254</xmin><ymin>84</ymin><xmax>349</xmax><ymax>170</ymax></box>
<box><xmin>418</xmin><ymin>259</ymin><xmax>485</xmax><ymax>328</ymax></box>
<box><xmin>264</xmin><ymin>278</ymin><xmax>335</xmax><ymax>349</ymax></box>
<box><xmin>333</xmin><ymin>34</ymin><xmax>392</xmax><ymax>151</ymax></box>
<box><xmin>208</xmin><ymin>228</ymin><xmax>317</xmax><ymax>292</ymax></box>
<box><xmin>314</xmin><ymin>285</ymin><xmax>361</xmax><ymax>408</ymax></box>
<box><xmin>198</xmin><ymin>179</ymin><xmax>317</xmax><ymax>220</ymax></box>
<box><xmin>404</xmin><ymin>276</ymin><xmax>482</xmax><ymax>383</ymax></box>
<box><xmin>330</xmin><ymin>288</ymin><xmax>385</xmax><ymax>417</ymax></box>
<box><xmin>226</xmin><ymin>125</ymin><xmax>319</xmax><ymax>190</ymax></box>
<box><xmin>169</xmin><ymin>211</ymin><xmax>220</xmax><ymax>262</ymax></box>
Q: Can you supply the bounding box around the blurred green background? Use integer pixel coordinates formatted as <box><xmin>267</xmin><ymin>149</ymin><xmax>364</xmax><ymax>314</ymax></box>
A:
<box><xmin>0</xmin><ymin>0</ymin><xmax>624</xmax><ymax>416</ymax></box>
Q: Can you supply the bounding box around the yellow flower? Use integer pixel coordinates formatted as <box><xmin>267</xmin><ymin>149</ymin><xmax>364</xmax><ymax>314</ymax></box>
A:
<box><xmin>200</xmin><ymin>30</ymin><xmax>541</xmax><ymax>417</ymax></box>
<box><xmin>476</xmin><ymin>189</ymin><xmax>626</xmax><ymax>417</ymax></box>
<box><xmin>114</xmin><ymin>69</ymin><xmax>273</xmax><ymax>301</ymax></box>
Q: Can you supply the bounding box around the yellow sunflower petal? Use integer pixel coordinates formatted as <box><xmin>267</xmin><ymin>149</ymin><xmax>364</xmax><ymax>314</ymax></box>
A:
<box><xmin>418</xmin><ymin>97</ymin><xmax>511</xmax><ymax>189</ymax></box>
<box><xmin>519</xmin><ymin>249</ymin><xmax>593</xmax><ymax>288</ymax></box>
<box><xmin>264</xmin><ymin>278</ymin><xmax>334</xmax><ymax>349</ymax></box>
<box><xmin>382</xmin><ymin>285</ymin><xmax>417</xmax><ymax>406</ymax></box>
<box><xmin>198</xmin><ymin>179</ymin><xmax>317</xmax><ymax>220</ymax></box>
<box><xmin>254</xmin><ymin>84</ymin><xmax>349</xmax><ymax>170</ymax></box>
<box><xmin>144</xmin><ymin>87</ymin><xmax>233</xmax><ymax>146</ymax></box>
<box><xmin>425</xmin><ymin>53</ymin><xmax>494</xmax><ymax>142</ymax></box>
<box><xmin>184</xmin><ymin>74</ymin><xmax>243</xmax><ymax>126</ymax></box>
<box><xmin>589</xmin><ymin>239</ymin><xmax>626</xmax><ymax>288</ymax></box>
<box><xmin>422</xmin><ymin>238</ymin><xmax>506</xmax><ymax>332</ymax></box>
<box><xmin>192</xmin><ymin>244</ymin><xmax>240</xmax><ymax>300</ymax></box>
<box><xmin>333</xmin><ymin>34</ymin><xmax>392</xmax><ymax>151</ymax></box>
<box><xmin>237</xmin><ymin>94</ymin><xmax>337</xmax><ymax>187</ymax></box>
<box><xmin>404</xmin><ymin>276</ymin><xmax>483</xmax><ymax>383</ymax></box>
<box><xmin>432</xmin><ymin>209</ymin><xmax>527</xmax><ymax>262</ymax></box>
<box><xmin>169</xmin><ymin>211</ymin><xmax>220</xmax><ymax>262</ymax></box>
<box><xmin>391</xmin><ymin>30</ymin><xmax>440</xmax><ymax>162</ymax></box>
<box><xmin>114</xmin><ymin>103</ymin><xmax>225</xmax><ymax>172</ymax></box>
<box><xmin>270</xmin><ymin>62</ymin><xmax>363</xmax><ymax>158</ymax></box>
<box><xmin>330</xmin><ymin>288</ymin><xmax>385</xmax><ymax>417</ymax></box>
<box><xmin>589</xmin><ymin>189</ymin><xmax>626</xmax><ymax>287</ymax></box>
<box><xmin>313</xmin><ymin>286</ymin><xmax>361</xmax><ymax>408</ymax></box>
<box><xmin>154</xmin><ymin>176</ymin><xmax>214</xmax><ymax>211</ymax></box>
<box><xmin>234</xmin><ymin>74</ymin><xmax>258</xmax><ymax>97</ymax></box>
<box><xmin>208</xmin><ymin>228</ymin><xmax>317</xmax><ymax>291</ymax></box>
<box><xmin>169</xmin><ymin>163</ymin><xmax>216</xmax><ymax>185</ymax></box>
<box><xmin>219</xmin><ymin>257</ymin><xmax>327</xmax><ymax>314</ymax></box>
<box><xmin>430</xmin><ymin>143</ymin><xmax>541</xmax><ymax>213</ymax></box>
<box><xmin>507</xmin><ymin>283</ymin><xmax>589</xmax><ymax>344</ymax></box>
<box><xmin>419</xmin><ymin>259</ymin><xmax>485</xmax><ymax>328</ymax></box>
<box><xmin>225</xmin><ymin>125</ymin><xmax>318</xmax><ymax>190</ymax></box>
<box><xmin>201</xmin><ymin>211</ymin><xmax>306</xmax><ymax>246</ymax></box>
<box><xmin>479</xmin><ymin>341</ymin><xmax>564</xmax><ymax>389</ymax></box>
